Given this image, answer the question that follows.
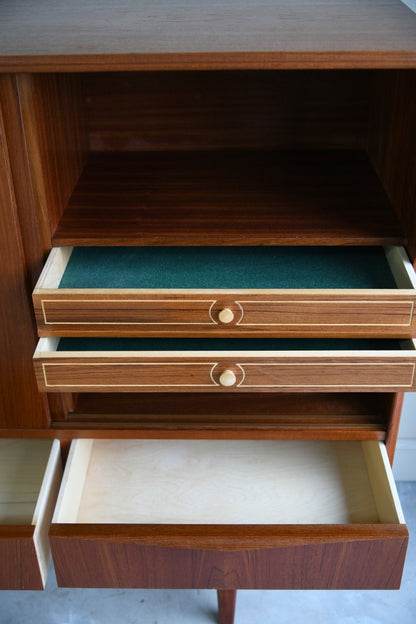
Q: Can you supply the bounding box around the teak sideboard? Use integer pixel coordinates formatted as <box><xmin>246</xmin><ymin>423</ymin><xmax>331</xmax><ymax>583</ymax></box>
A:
<box><xmin>1</xmin><ymin>1</ymin><xmax>416</xmax><ymax>622</ymax></box>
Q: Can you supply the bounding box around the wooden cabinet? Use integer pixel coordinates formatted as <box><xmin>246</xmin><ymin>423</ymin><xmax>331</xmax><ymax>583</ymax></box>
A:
<box><xmin>1</xmin><ymin>1</ymin><xmax>416</xmax><ymax>621</ymax></box>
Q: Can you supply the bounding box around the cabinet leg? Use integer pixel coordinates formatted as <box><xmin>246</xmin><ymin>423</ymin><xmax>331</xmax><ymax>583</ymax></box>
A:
<box><xmin>217</xmin><ymin>590</ymin><xmax>237</xmax><ymax>624</ymax></box>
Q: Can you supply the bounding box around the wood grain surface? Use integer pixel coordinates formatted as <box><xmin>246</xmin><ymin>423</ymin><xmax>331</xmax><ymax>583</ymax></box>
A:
<box><xmin>52</xmin><ymin>151</ymin><xmax>403</xmax><ymax>246</ymax></box>
<box><xmin>0</xmin><ymin>0</ymin><xmax>416</xmax><ymax>71</ymax></box>
<box><xmin>49</xmin><ymin>524</ymin><xmax>408</xmax><ymax>589</ymax></box>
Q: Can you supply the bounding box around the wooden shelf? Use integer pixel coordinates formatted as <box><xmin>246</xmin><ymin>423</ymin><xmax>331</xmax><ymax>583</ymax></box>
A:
<box><xmin>1</xmin><ymin>0</ymin><xmax>416</xmax><ymax>71</ymax></box>
<box><xmin>56</xmin><ymin>392</ymin><xmax>391</xmax><ymax>441</ymax></box>
<box><xmin>52</xmin><ymin>150</ymin><xmax>404</xmax><ymax>246</ymax></box>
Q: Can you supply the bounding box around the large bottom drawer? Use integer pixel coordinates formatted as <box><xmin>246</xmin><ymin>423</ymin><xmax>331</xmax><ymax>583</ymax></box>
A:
<box><xmin>50</xmin><ymin>439</ymin><xmax>408</xmax><ymax>590</ymax></box>
<box><xmin>0</xmin><ymin>439</ymin><xmax>61</xmax><ymax>589</ymax></box>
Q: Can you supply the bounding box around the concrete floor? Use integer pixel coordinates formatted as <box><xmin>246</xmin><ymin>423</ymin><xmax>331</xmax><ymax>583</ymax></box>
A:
<box><xmin>1</xmin><ymin>481</ymin><xmax>415</xmax><ymax>624</ymax></box>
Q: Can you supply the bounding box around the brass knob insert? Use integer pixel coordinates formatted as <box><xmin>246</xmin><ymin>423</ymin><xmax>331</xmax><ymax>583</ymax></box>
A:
<box><xmin>219</xmin><ymin>369</ymin><xmax>237</xmax><ymax>387</ymax></box>
<box><xmin>218</xmin><ymin>307</ymin><xmax>234</xmax><ymax>324</ymax></box>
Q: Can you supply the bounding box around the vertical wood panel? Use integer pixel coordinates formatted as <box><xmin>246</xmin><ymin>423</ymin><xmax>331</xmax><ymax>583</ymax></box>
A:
<box><xmin>369</xmin><ymin>70</ymin><xmax>416</xmax><ymax>263</ymax></box>
<box><xmin>84</xmin><ymin>70</ymin><xmax>370</xmax><ymax>152</ymax></box>
<box><xmin>0</xmin><ymin>83</ymin><xmax>48</xmax><ymax>428</ymax></box>
<box><xmin>16</xmin><ymin>73</ymin><xmax>87</xmax><ymax>246</ymax></box>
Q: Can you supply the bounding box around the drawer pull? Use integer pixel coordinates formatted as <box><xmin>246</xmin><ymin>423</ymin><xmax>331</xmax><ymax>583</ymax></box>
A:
<box><xmin>218</xmin><ymin>308</ymin><xmax>234</xmax><ymax>324</ymax></box>
<box><xmin>219</xmin><ymin>369</ymin><xmax>237</xmax><ymax>387</ymax></box>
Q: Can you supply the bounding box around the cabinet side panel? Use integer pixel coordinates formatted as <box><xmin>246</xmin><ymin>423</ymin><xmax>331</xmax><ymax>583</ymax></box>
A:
<box><xmin>0</xmin><ymin>87</ymin><xmax>48</xmax><ymax>428</ymax></box>
<box><xmin>369</xmin><ymin>70</ymin><xmax>416</xmax><ymax>263</ymax></box>
<box><xmin>16</xmin><ymin>73</ymin><xmax>87</xmax><ymax>246</ymax></box>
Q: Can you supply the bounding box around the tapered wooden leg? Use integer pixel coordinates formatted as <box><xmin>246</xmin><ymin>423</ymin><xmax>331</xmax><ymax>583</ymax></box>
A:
<box><xmin>217</xmin><ymin>590</ymin><xmax>237</xmax><ymax>624</ymax></box>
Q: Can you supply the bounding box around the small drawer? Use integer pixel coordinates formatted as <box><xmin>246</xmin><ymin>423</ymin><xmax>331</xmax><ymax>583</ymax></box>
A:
<box><xmin>49</xmin><ymin>439</ymin><xmax>408</xmax><ymax>590</ymax></box>
<box><xmin>33</xmin><ymin>337</ymin><xmax>416</xmax><ymax>393</ymax></box>
<box><xmin>33</xmin><ymin>246</ymin><xmax>416</xmax><ymax>338</ymax></box>
<box><xmin>0</xmin><ymin>439</ymin><xmax>61</xmax><ymax>589</ymax></box>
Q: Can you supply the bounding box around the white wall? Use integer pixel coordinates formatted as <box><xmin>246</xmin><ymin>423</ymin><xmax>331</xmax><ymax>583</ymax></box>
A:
<box><xmin>393</xmin><ymin>393</ymin><xmax>416</xmax><ymax>481</ymax></box>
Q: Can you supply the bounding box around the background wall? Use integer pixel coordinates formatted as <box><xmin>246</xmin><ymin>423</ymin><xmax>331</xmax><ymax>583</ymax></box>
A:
<box><xmin>394</xmin><ymin>393</ymin><xmax>416</xmax><ymax>480</ymax></box>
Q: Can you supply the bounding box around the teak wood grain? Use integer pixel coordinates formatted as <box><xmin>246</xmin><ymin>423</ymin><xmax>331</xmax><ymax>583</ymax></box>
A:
<box><xmin>49</xmin><ymin>524</ymin><xmax>408</xmax><ymax>590</ymax></box>
<box><xmin>84</xmin><ymin>70</ymin><xmax>370</xmax><ymax>153</ymax></box>
<box><xmin>34</xmin><ymin>349</ymin><xmax>416</xmax><ymax>393</ymax></box>
<box><xmin>0</xmin><ymin>527</ymin><xmax>44</xmax><ymax>590</ymax></box>
<box><xmin>1</xmin><ymin>0</ymin><xmax>416</xmax><ymax>71</ymax></box>
<box><xmin>34</xmin><ymin>291</ymin><xmax>416</xmax><ymax>339</ymax></box>
<box><xmin>52</xmin><ymin>150</ymin><xmax>403</xmax><ymax>247</ymax></box>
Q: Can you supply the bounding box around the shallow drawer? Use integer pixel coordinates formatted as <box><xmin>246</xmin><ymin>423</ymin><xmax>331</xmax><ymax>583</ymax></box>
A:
<box><xmin>34</xmin><ymin>337</ymin><xmax>416</xmax><ymax>393</ymax></box>
<box><xmin>49</xmin><ymin>439</ymin><xmax>408</xmax><ymax>590</ymax></box>
<box><xmin>0</xmin><ymin>439</ymin><xmax>61</xmax><ymax>589</ymax></box>
<box><xmin>33</xmin><ymin>246</ymin><xmax>416</xmax><ymax>338</ymax></box>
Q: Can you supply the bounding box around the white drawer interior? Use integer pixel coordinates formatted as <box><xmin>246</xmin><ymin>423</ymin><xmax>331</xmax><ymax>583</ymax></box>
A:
<box><xmin>0</xmin><ymin>439</ymin><xmax>58</xmax><ymax>524</ymax></box>
<box><xmin>0</xmin><ymin>438</ymin><xmax>61</xmax><ymax>587</ymax></box>
<box><xmin>54</xmin><ymin>439</ymin><xmax>404</xmax><ymax>526</ymax></box>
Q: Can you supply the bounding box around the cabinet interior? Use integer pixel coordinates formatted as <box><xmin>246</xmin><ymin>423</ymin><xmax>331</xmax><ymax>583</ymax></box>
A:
<box><xmin>16</xmin><ymin>69</ymin><xmax>416</xmax><ymax>249</ymax></box>
<box><xmin>16</xmin><ymin>67</ymin><xmax>416</xmax><ymax>430</ymax></box>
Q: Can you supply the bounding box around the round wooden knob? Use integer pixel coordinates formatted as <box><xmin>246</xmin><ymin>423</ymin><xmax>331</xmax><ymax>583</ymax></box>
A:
<box><xmin>219</xmin><ymin>369</ymin><xmax>237</xmax><ymax>387</ymax></box>
<box><xmin>218</xmin><ymin>308</ymin><xmax>234</xmax><ymax>324</ymax></box>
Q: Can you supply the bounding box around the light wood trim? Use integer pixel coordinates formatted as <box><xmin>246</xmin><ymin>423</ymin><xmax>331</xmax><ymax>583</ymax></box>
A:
<box><xmin>53</xmin><ymin>439</ymin><xmax>93</xmax><ymax>524</ymax></box>
<box><xmin>32</xmin><ymin>439</ymin><xmax>62</xmax><ymax>587</ymax></box>
<box><xmin>361</xmin><ymin>441</ymin><xmax>405</xmax><ymax>524</ymax></box>
<box><xmin>34</xmin><ymin>246</ymin><xmax>73</xmax><ymax>290</ymax></box>
<box><xmin>385</xmin><ymin>245</ymin><xmax>416</xmax><ymax>288</ymax></box>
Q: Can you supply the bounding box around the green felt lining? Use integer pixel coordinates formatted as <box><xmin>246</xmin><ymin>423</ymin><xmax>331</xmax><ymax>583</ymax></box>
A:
<box><xmin>57</xmin><ymin>338</ymin><xmax>403</xmax><ymax>351</ymax></box>
<box><xmin>58</xmin><ymin>246</ymin><xmax>398</xmax><ymax>290</ymax></box>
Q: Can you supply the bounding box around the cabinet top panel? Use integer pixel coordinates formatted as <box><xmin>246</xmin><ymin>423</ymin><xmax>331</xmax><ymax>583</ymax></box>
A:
<box><xmin>0</xmin><ymin>0</ymin><xmax>416</xmax><ymax>71</ymax></box>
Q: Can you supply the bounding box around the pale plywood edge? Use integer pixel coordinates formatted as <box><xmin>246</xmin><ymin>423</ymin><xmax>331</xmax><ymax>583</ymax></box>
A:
<box><xmin>33</xmin><ymin>337</ymin><xmax>60</xmax><ymax>356</ymax></box>
<box><xmin>32</xmin><ymin>439</ymin><xmax>62</xmax><ymax>588</ymax></box>
<box><xmin>361</xmin><ymin>441</ymin><xmax>406</xmax><ymax>524</ymax></box>
<box><xmin>33</xmin><ymin>246</ymin><xmax>73</xmax><ymax>291</ymax></box>
<box><xmin>53</xmin><ymin>439</ymin><xmax>94</xmax><ymax>524</ymax></box>
<box><xmin>385</xmin><ymin>245</ymin><xmax>416</xmax><ymax>289</ymax></box>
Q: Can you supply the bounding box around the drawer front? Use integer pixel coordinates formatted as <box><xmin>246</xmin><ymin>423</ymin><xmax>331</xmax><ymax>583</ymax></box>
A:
<box><xmin>33</xmin><ymin>246</ymin><xmax>416</xmax><ymax>338</ymax></box>
<box><xmin>34</xmin><ymin>351</ymin><xmax>416</xmax><ymax>393</ymax></box>
<box><xmin>0</xmin><ymin>439</ymin><xmax>61</xmax><ymax>589</ymax></box>
<box><xmin>50</xmin><ymin>439</ymin><xmax>408</xmax><ymax>590</ymax></box>
<box><xmin>49</xmin><ymin>526</ymin><xmax>408</xmax><ymax>590</ymax></box>
<box><xmin>33</xmin><ymin>292</ymin><xmax>416</xmax><ymax>338</ymax></box>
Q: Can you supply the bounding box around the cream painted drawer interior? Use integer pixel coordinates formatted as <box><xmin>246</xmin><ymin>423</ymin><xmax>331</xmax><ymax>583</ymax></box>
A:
<box><xmin>33</xmin><ymin>246</ymin><xmax>416</xmax><ymax>338</ymax></box>
<box><xmin>49</xmin><ymin>438</ymin><xmax>408</xmax><ymax>590</ymax></box>
<box><xmin>0</xmin><ymin>439</ymin><xmax>61</xmax><ymax>589</ymax></box>
<box><xmin>34</xmin><ymin>337</ymin><xmax>416</xmax><ymax>393</ymax></box>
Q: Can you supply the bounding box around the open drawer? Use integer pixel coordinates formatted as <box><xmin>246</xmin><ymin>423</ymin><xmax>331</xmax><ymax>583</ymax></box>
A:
<box><xmin>33</xmin><ymin>246</ymin><xmax>416</xmax><ymax>338</ymax></box>
<box><xmin>0</xmin><ymin>439</ymin><xmax>61</xmax><ymax>589</ymax></box>
<box><xmin>34</xmin><ymin>337</ymin><xmax>416</xmax><ymax>393</ymax></box>
<box><xmin>49</xmin><ymin>438</ymin><xmax>408</xmax><ymax>590</ymax></box>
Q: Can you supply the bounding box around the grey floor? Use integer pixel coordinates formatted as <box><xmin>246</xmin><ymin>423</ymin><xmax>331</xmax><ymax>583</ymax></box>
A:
<box><xmin>1</xmin><ymin>482</ymin><xmax>415</xmax><ymax>624</ymax></box>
